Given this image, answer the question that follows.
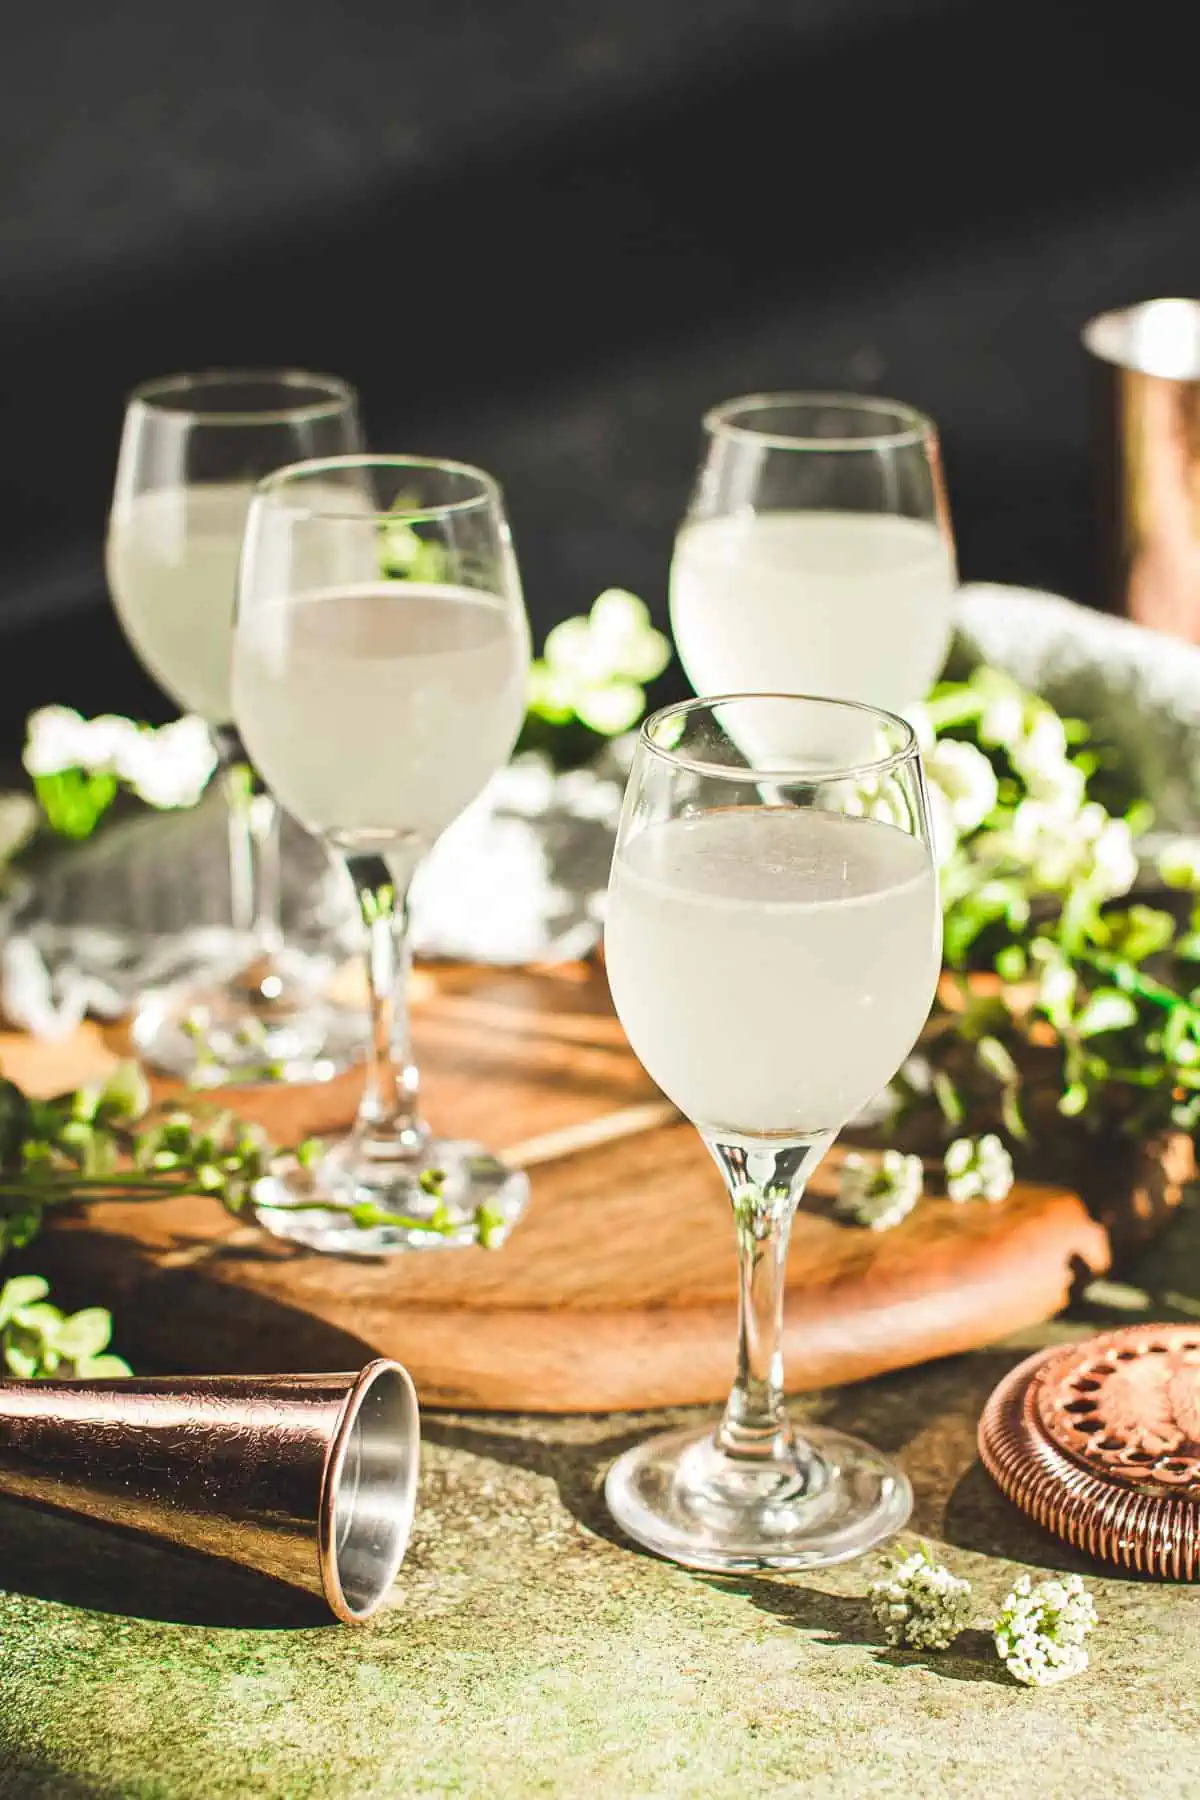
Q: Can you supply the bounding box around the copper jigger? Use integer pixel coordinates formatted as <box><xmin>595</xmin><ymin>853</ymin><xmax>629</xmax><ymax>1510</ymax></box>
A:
<box><xmin>1083</xmin><ymin>297</ymin><xmax>1200</xmax><ymax>639</ymax></box>
<box><xmin>0</xmin><ymin>1359</ymin><xmax>418</xmax><ymax>1624</ymax></box>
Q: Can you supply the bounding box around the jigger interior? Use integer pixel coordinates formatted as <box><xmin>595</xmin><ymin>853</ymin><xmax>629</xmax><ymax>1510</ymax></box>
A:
<box><xmin>0</xmin><ymin>1357</ymin><xmax>420</xmax><ymax>1625</ymax></box>
<box><xmin>324</xmin><ymin>1360</ymin><xmax>420</xmax><ymax>1621</ymax></box>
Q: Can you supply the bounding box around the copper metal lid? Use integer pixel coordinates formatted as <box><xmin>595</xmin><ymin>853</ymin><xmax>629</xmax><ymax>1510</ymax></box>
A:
<box><xmin>978</xmin><ymin>1323</ymin><xmax>1200</xmax><ymax>1579</ymax></box>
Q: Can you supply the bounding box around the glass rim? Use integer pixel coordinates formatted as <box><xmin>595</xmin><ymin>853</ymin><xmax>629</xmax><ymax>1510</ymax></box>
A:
<box><xmin>125</xmin><ymin>367</ymin><xmax>358</xmax><ymax>426</ymax></box>
<box><xmin>638</xmin><ymin>692</ymin><xmax>920</xmax><ymax>784</ymax></box>
<box><xmin>702</xmin><ymin>391</ymin><xmax>935</xmax><ymax>453</ymax></box>
<box><xmin>249</xmin><ymin>453</ymin><xmax>504</xmax><ymax>523</ymax></box>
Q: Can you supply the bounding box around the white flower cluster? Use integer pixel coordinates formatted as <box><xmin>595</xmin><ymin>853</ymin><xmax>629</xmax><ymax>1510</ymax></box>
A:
<box><xmin>529</xmin><ymin>589</ymin><xmax>671</xmax><ymax>736</ymax></box>
<box><xmin>835</xmin><ymin>1149</ymin><xmax>924</xmax><ymax>1231</ymax></box>
<box><xmin>1007</xmin><ymin>797</ymin><xmax>1138</xmax><ymax>900</ymax></box>
<box><xmin>907</xmin><ymin>683</ymin><xmax>1139</xmax><ymax>901</ymax></box>
<box><xmin>943</xmin><ymin>1133</ymin><xmax>1014</xmax><ymax>1203</ymax></box>
<box><xmin>23</xmin><ymin>708</ymin><xmax>217</xmax><ymax>811</ymax></box>
<box><xmin>923</xmin><ymin>738</ymin><xmax>999</xmax><ymax>867</ymax></box>
<box><xmin>868</xmin><ymin>1552</ymin><xmax>1098</xmax><ymax>1683</ymax></box>
<box><xmin>993</xmin><ymin>1573</ymin><xmax>1097</xmax><ymax>1688</ymax></box>
<box><xmin>868</xmin><ymin>1549</ymin><xmax>973</xmax><ymax>1651</ymax></box>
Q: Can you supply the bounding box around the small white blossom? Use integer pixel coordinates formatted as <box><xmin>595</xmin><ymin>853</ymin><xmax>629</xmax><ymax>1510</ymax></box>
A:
<box><xmin>116</xmin><ymin>717</ymin><xmax>218</xmax><ymax>809</ymax></box>
<box><xmin>587</xmin><ymin>589</ymin><xmax>671</xmax><ymax>683</ymax></box>
<box><xmin>1036</xmin><ymin>958</ymin><xmax>1078</xmax><ymax>1022</ymax></box>
<box><xmin>1025</xmin><ymin>756</ymin><xmax>1087</xmax><ymax>819</ymax></box>
<box><xmin>1001</xmin><ymin>797</ymin><xmax>1137</xmax><ymax>900</ymax></box>
<box><xmin>925</xmin><ymin>738</ymin><xmax>999</xmax><ymax>836</ymax></box>
<box><xmin>1006</xmin><ymin>798</ymin><xmax>1082</xmax><ymax>889</ymax></box>
<box><xmin>836</xmin><ymin>1149</ymin><xmax>924</xmax><ymax>1231</ymax></box>
<box><xmin>1007</xmin><ymin>707</ymin><xmax>1088</xmax><ymax>818</ymax></box>
<box><xmin>1083</xmin><ymin>810</ymin><xmax>1138</xmax><ymax>900</ymax></box>
<box><xmin>944</xmin><ymin>1133</ymin><xmax>1014</xmax><ymax>1203</ymax></box>
<box><xmin>977</xmin><ymin>687</ymin><xmax>1026</xmax><ymax>751</ymax></box>
<box><xmin>542</xmin><ymin>590</ymin><xmax>669</xmax><ymax>687</ymax></box>
<box><xmin>993</xmin><ymin>1573</ymin><xmax>1097</xmax><ymax>1688</ymax></box>
<box><xmin>1012</xmin><ymin>707</ymin><xmax>1068</xmax><ymax>775</ymax></box>
<box><xmin>23</xmin><ymin>706</ymin><xmax>97</xmax><ymax>777</ymax></box>
<box><xmin>85</xmin><ymin>714</ymin><xmax>144</xmax><ymax>773</ymax></box>
<box><xmin>869</xmin><ymin>1549</ymin><xmax>972</xmax><ymax>1651</ymax></box>
<box><xmin>1158</xmin><ymin>837</ymin><xmax>1200</xmax><ymax>891</ymax></box>
<box><xmin>575</xmin><ymin>679</ymin><xmax>647</xmax><ymax>736</ymax></box>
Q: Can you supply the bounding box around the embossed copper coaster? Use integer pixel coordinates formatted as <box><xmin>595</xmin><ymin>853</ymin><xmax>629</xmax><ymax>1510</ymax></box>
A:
<box><xmin>979</xmin><ymin>1324</ymin><xmax>1200</xmax><ymax>1579</ymax></box>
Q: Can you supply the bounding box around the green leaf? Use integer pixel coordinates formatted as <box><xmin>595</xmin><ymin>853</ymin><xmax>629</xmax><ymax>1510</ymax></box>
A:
<box><xmin>53</xmin><ymin>1308</ymin><xmax>114</xmax><ymax>1362</ymax></box>
<box><xmin>1001</xmin><ymin>1086</ymin><xmax>1029</xmax><ymax>1143</ymax></box>
<box><xmin>994</xmin><ymin>944</ymin><xmax>1027</xmax><ymax>983</ymax></box>
<box><xmin>1074</xmin><ymin>988</ymin><xmax>1140</xmax><ymax>1038</ymax></box>
<box><xmin>1105</xmin><ymin>905</ymin><xmax>1175</xmax><ymax>965</ymax></box>
<box><xmin>76</xmin><ymin>1353</ymin><xmax>132</xmax><ymax>1378</ymax></box>
<box><xmin>0</xmin><ymin>1274</ymin><xmax>49</xmax><ymax>1326</ymax></box>
<box><xmin>0</xmin><ymin>1201</ymin><xmax>44</xmax><ymax>1255</ymax></box>
<box><xmin>932</xmin><ymin>1070</ymin><xmax>965</xmax><ymax>1127</ymax></box>
<box><xmin>98</xmin><ymin>1061</ymin><xmax>153</xmax><ymax>1124</ymax></box>
<box><xmin>350</xmin><ymin>1201</ymin><xmax>389</xmax><ymax>1229</ymax></box>
<box><xmin>3</xmin><ymin>1343</ymin><xmax>40</xmax><ymax>1379</ymax></box>
<box><xmin>11</xmin><ymin>1301</ymin><xmax>65</xmax><ymax>1338</ymax></box>
<box><xmin>976</xmin><ymin>1035</ymin><xmax>1019</xmax><ymax>1084</ymax></box>
<box><xmin>476</xmin><ymin>1201</ymin><xmax>507</xmax><ymax>1249</ymax></box>
<box><xmin>34</xmin><ymin>768</ymin><xmax>118</xmax><ymax>841</ymax></box>
<box><xmin>1059</xmin><ymin>1082</ymin><xmax>1090</xmax><ymax>1117</ymax></box>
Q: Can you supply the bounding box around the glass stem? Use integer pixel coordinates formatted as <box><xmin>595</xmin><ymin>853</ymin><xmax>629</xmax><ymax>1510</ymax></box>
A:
<box><xmin>344</xmin><ymin>852</ymin><xmax>425</xmax><ymax>1159</ymax></box>
<box><xmin>705</xmin><ymin>1134</ymin><xmax>834</xmax><ymax>1466</ymax></box>
<box><xmin>215</xmin><ymin>727</ymin><xmax>283</xmax><ymax>958</ymax></box>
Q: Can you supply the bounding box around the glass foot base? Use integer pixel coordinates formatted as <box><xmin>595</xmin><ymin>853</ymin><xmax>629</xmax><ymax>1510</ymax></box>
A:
<box><xmin>251</xmin><ymin>1136</ymin><xmax>530</xmax><ymax>1256</ymax></box>
<box><xmin>605</xmin><ymin>1423</ymin><xmax>911</xmax><ymax>1572</ymax></box>
<box><xmin>132</xmin><ymin>957</ymin><xmax>363</xmax><ymax>1086</ymax></box>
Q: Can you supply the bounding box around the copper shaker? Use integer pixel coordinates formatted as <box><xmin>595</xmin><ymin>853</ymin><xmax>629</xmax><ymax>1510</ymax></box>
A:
<box><xmin>1083</xmin><ymin>297</ymin><xmax>1200</xmax><ymax>639</ymax></box>
<box><xmin>0</xmin><ymin>1358</ymin><xmax>418</xmax><ymax>1624</ymax></box>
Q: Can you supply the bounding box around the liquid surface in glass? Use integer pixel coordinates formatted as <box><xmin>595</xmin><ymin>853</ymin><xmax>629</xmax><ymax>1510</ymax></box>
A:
<box><xmin>108</xmin><ymin>482</ymin><xmax>258</xmax><ymax>725</ymax></box>
<box><xmin>670</xmin><ymin>510</ymin><xmax>955</xmax><ymax>713</ymax></box>
<box><xmin>604</xmin><ymin>805</ymin><xmax>940</xmax><ymax>1136</ymax></box>
<box><xmin>233</xmin><ymin>581</ymin><xmax>528</xmax><ymax>846</ymax></box>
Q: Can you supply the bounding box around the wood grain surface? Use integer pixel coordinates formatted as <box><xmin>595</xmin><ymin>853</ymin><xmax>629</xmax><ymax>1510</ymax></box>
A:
<box><xmin>1</xmin><ymin>962</ymin><xmax>1112</xmax><ymax>1412</ymax></box>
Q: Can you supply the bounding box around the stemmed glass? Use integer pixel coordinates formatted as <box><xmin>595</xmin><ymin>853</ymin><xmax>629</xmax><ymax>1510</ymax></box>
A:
<box><xmin>231</xmin><ymin>455</ymin><xmax>532</xmax><ymax>1254</ymax></box>
<box><xmin>670</xmin><ymin>394</ymin><xmax>957</xmax><ymax>714</ymax></box>
<box><xmin>107</xmin><ymin>369</ymin><xmax>365</xmax><ymax>1082</ymax></box>
<box><xmin>603</xmin><ymin>693</ymin><xmax>941</xmax><ymax>1569</ymax></box>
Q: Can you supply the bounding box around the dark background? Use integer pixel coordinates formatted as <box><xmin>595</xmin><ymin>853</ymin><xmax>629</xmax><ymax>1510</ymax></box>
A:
<box><xmin>2</xmin><ymin>0</ymin><xmax>1198</xmax><ymax>753</ymax></box>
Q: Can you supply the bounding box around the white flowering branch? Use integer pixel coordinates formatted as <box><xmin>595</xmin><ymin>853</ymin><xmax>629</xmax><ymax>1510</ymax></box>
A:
<box><xmin>993</xmin><ymin>1574</ymin><xmax>1097</xmax><ymax>1686</ymax></box>
<box><xmin>21</xmin><ymin>706</ymin><xmax>217</xmax><ymax>840</ymax></box>
<box><xmin>868</xmin><ymin>1549</ymin><xmax>1097</xmax><ymax>1687</ymax></box>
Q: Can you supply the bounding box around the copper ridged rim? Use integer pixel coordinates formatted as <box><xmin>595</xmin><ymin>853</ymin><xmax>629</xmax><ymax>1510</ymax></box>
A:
<box><xmin>318</xmin><ymin>1358</ymin><xmax>420</xmax><ymax>1624</ymax></box>
<box><xmin>978</xmin><ymin>1339</ymin><xmax>1200</xmax><ymax>1581</ymax></box>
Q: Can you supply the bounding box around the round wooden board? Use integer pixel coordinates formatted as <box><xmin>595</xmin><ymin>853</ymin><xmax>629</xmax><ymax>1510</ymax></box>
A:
<box><xmin>2</xmin><ymin>963</ymin><xmax>1112</xmax><ymax>1412</ymax></box>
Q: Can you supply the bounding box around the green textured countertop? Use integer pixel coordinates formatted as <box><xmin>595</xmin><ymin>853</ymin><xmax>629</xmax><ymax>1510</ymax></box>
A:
<box><xmin>4</xmin><ymin>1213</ymin><xmax>1200</xmax><ymax>1799</ymax></box>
